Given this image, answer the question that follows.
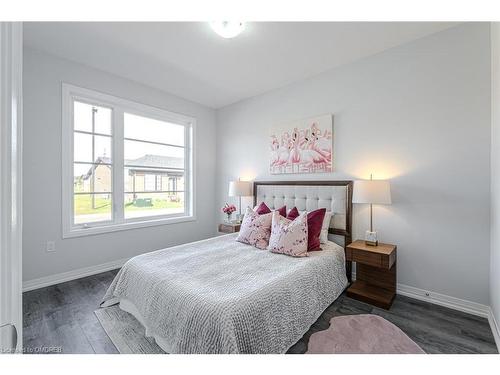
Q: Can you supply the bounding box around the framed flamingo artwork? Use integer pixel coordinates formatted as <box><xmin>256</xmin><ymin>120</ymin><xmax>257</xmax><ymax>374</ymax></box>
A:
<box><xmin>269</xmin><ymin>114</ymin><xmax>333</xmax><ymax>174</ymax></box>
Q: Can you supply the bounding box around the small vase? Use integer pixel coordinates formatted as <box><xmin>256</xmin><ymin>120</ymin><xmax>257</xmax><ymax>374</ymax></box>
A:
<box><xmin>225</xmin><ymin>213</ymin><xmax>232</xmax><ymax>223</ymax></box>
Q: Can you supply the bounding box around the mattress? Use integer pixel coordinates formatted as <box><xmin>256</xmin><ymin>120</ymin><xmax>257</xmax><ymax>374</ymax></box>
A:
<box><xmin>101</xmin><ymin>234</ymin><xmax>348</xmax><ymax>354</ymax></box>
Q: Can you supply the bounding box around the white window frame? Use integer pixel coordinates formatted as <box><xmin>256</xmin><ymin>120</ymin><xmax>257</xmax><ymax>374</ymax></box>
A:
<box><xmin>62</xmin><ymin>83</ymin><xmax>196</xmax><ymax>238</ymax></box>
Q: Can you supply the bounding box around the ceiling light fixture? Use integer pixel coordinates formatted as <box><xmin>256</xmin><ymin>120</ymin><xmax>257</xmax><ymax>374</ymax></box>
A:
<box><xmin>210</xmin><ymin>21</ymin><xmax>245</xmax><ymax>39</ymax></box>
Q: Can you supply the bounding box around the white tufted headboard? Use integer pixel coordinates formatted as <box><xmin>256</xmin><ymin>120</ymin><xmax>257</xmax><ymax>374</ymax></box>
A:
<box><xmin>254</xmin><ymin>180</ymin><xmax>353</xmax><ymax>280</ymax></box>
<box><xmin>254</xmin><ymin>180</ymin><xmax>353</xmax><ymax>237</ymax></box>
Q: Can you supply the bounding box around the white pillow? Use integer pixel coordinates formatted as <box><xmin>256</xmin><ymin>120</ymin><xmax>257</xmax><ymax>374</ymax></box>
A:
<box><xmin>320</xmin><ymin>211</ymin><xmax>333</xmax><ymax>244</ymax></box>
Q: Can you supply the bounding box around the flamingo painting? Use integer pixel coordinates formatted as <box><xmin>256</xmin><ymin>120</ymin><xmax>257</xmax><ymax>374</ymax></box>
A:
<box><xmin>269</xmin><ymin>114</ymin><xmax>333</xmax><ymax>174</ymax></box>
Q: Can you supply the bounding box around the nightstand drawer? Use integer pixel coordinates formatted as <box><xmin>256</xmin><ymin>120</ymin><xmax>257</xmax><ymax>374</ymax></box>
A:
<box><xmin>346</xmin><ymin>248</ymin><xmax>382</xmax><ymax>267</ymax></box>
<box><xmin>218</xmin><ymin>223</ymin><xmax>241</xmax><ymax>233</ymax></box>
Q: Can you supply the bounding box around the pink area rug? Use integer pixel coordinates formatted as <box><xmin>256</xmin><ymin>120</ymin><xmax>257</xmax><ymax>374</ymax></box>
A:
<box><xmin>306</xmin><ymin>314</ymin><xmax>425</xmax><ymax>354</ymax></box>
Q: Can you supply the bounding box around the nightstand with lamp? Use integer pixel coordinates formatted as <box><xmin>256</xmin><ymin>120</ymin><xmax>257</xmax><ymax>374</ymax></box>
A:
<box><xmin>219</xmin><ymin>180</ymin><xmax>253</xmax><ymax>234</ymax></box>
<box><xmin>228</xmin><ymin>180</ymin><xmax>252</xmax><ymax>223</ymax></box>
<box><xmin>347</xmin><ymin>175</ymin><xmax>396</xmax><ymax>309</ymax></box>
<box><xmin>352</xmin><ymin>174</ymin><xmax>392</xmax><ymax>246</ymax></box>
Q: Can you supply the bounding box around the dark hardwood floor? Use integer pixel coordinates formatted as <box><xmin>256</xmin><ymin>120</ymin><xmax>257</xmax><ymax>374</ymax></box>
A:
<box><xmin>23</xmin><ymin>270</ymin><xmax>498</xmax><ymax>354</ymax></box>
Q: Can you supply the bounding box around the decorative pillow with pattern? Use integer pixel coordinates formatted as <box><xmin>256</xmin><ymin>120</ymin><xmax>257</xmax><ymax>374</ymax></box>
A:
<box><xmin>236</xmin><ymin>207</ymin><xmax>272</xmax><ymax>249</ymax></box>
<box><xmin>268</xmin><ymin>210</ymin><xmax>309</xmax><ymax>257</ymax></box>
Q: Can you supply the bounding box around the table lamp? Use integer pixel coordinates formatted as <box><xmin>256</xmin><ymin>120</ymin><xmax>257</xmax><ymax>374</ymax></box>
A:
<box><xmin>352</xmin><ymin>175</ymin><xmax>392</xmax><ymax>246</ymax></box>
<box><xmin>228</xmin><ymin>180</ymin><xmax>252</xmax><ymax>223</ymax></box>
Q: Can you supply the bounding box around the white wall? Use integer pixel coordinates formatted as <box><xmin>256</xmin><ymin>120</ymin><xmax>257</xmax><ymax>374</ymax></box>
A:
<box><xmin>490</xmin><ymin>22</ymin><xmax>500</xmax><ymax>336</ymax></box>
<box><xmin>23</xmin><ymin>48</ymin><xmax>217</xmax><ymax>282</ymax></box>
<box><xmin>216</xmin><ymin>23</ymin><xmax>491</xmax><ymax>304</ymax></box>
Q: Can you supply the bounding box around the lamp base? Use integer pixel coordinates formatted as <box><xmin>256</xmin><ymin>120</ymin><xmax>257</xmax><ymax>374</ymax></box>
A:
<box><xmin>364</xmin><ymin>230</ymin><xmax>378</xmax><ymax>246</ymax></box>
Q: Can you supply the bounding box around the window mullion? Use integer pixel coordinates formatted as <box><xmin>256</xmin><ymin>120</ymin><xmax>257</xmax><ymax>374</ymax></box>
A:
<box><xmin>185</xmin><ymin>123</ymin><xmax>192</xmax><ymax>217</ymax></box>
<box><xmin>91</xmin><ymin>107</ymin><xmax>96</xmax><ymax>211</ymax></box>
<box><xmin>113</xmin><ymin>109</ymin><xmax>125</xmax><ymax>223</ymax></box>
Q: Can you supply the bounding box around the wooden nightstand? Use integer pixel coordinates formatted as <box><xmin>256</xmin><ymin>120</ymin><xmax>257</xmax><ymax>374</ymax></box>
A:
<box><xmin>218</xmin><ymin>223</ymin><xmax>241</xmax><ymax>234</ymax></box>
<box><xmin>345</xmin><ymin>240</ymin><xmax>397</xmax><ymax>309</ymax></box>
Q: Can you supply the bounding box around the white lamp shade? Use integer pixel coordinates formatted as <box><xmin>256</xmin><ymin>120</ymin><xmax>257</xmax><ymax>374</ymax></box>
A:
<box><xmin>228</xmin><ymin>181</ymin><xmax>252</xmax><ymax>197</ymax></box>
<box><xmin>353</xmin><ymin>180</ymin><xmax>392</xmax><ymax>204</ymax></box>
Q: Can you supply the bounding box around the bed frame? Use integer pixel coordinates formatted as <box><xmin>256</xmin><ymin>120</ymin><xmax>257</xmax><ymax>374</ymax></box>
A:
<box><xmin>253</xmin><ymin>180</ymin><xmax>353</xmax><ymax>282</ymax></box>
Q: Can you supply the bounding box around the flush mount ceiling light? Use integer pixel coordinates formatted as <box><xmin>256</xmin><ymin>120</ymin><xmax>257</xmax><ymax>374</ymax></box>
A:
<box><xmin>210</xmin><ymin>21</ymin><xmax>245</xmax><ymax>39</ymax></box>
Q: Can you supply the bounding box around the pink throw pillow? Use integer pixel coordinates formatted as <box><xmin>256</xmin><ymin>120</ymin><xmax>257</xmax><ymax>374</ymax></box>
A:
<box><xmin>276</xmin><ymin>205</ymin><xmax>286</xmax><ymax>217</ymax></box>
<box><xmin>287</xmin><ymin>207</ymin><xmax>299</xmax><ymax>220</ymax></box>
<box><xmin>268</xmin><ymin>211</ymin><xmax>309</xmax><ymax>257</ymax></box>
<box><xmin>236</xmin><ymin>207</ymin><xmax>272</xmax><ymax>249</ymax></box>
<box><xmin>307</xmin><ymin>208</ymin><xmax>326</xmax><ymax>251</ymax></box>
<box><xmin>255</xmin><ymin>202</ymin><xmax>286</xmax><ymax>217</ymax></box>
<box><xmin>255</xmin><ymin>202</ymin><xmax>271</xmax><ymax>215</ymax></box>
<box><xmin>286</xmin><ymin>207</ymin><xmax>326</xmax><ymax>251</ymax></box>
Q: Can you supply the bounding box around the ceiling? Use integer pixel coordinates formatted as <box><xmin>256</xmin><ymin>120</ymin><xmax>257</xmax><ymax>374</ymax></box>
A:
<box><xmin>24</xmin><ymin>22</ymin><xmax>457</xmax><ymax>109</ymax></box>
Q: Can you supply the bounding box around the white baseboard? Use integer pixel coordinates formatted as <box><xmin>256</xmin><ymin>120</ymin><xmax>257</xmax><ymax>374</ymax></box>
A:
<box><xmin>351</xmin><ymin>271</ymin><xmax>490</xmax><ymax>318</ymax></box>
<box><xmin>488</xmin><ymin>308</ymin><xmax>500</xmax><ymax>351</ymax></box>
<box><xmin>396</xmin><ymin>283</ymin><xmax>490</xmax><ymax>318</ymax></box>
<box><xmin>395</xmin><ymin>284</ymin><xmax>499</xmax><ymax>352</ymax></box>
<box><xmin>22</xmin><ymin>257</ymin><xmax>129</xmax><ymax>292</ymax></box>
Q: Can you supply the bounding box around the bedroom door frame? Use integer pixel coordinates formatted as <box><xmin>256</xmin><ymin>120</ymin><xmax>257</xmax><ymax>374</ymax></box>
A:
<box><xmin>0</xmin><ymin>21</ymin><xmax>23</xmax><ymax>354</ymax></box>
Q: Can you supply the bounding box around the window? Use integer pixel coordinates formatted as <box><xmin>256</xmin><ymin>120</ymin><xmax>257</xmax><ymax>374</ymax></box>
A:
<box><xmin>73</xmin><ymin>101</ymin><xmax>113</xmax><ymax>225</ymax></box>
<box><xmin>62</xmin><ymin>84</ymin><xmax>195</xmax><ymax>238</ymax></box>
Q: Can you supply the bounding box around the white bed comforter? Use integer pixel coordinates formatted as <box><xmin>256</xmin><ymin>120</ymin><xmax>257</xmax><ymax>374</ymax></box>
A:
<box><xmin>101</xmin><ymin>234</ymin><xmax>348</xmax><ymax>354</ymax></box>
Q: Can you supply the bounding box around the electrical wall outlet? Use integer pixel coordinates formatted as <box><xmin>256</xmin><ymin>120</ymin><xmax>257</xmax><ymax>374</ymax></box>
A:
<box><xmin>46</xmin><ymin>241</ymin><xmax>56</xmax><ymax>253</ymax></box>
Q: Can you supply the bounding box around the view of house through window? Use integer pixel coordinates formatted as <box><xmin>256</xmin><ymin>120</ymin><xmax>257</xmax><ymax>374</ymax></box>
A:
<box><xmin>67</xmin><ymin>85</ymin><xmax>193</xmax><ymax>234</ymax></box>
<box><xmin>123</xmin><ymin>112</ymin><xmax>186</xmax><ymax>219</ymax></box>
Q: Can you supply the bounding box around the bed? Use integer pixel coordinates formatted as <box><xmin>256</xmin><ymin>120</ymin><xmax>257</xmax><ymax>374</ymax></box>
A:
<box><xmin>101</xmin><ymin>181</ymin><xmax>353</xmax><ymax>354</ymax></box>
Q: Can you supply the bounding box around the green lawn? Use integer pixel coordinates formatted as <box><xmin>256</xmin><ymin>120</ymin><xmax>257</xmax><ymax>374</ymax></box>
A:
<box><xmin>125</xmin><ymin>199</ymin><xmax>183</xmax><ymax>212</ymax></box>
<box><xmin>74</xmin><ymin>194</ymin><xmax>183</xmax><ymax>215</ymax></box>
<box><xmin>74</xmin><ymin>195</ymin><xmax>111</xmax><ymax>215</ymax></box>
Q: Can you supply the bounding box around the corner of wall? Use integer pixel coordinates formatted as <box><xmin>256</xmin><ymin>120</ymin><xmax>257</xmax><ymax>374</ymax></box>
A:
<box><xmin>490</xmin><ymin>21</ymin><xmax>500</xmax><ymax>345</ymax></box>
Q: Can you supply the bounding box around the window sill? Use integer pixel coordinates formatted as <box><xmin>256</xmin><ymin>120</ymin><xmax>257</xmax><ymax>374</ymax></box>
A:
<box><xmin>62</xmin><ymin>214</ymin><xmax>197</xmax><ymax>239</ymax></box>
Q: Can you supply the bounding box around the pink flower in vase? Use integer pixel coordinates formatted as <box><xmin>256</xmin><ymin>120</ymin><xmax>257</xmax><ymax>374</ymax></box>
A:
<box><xmin>221</xmin><ymin>203</ymin><xmax>237</xmax><ymax>222</ymax></box>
